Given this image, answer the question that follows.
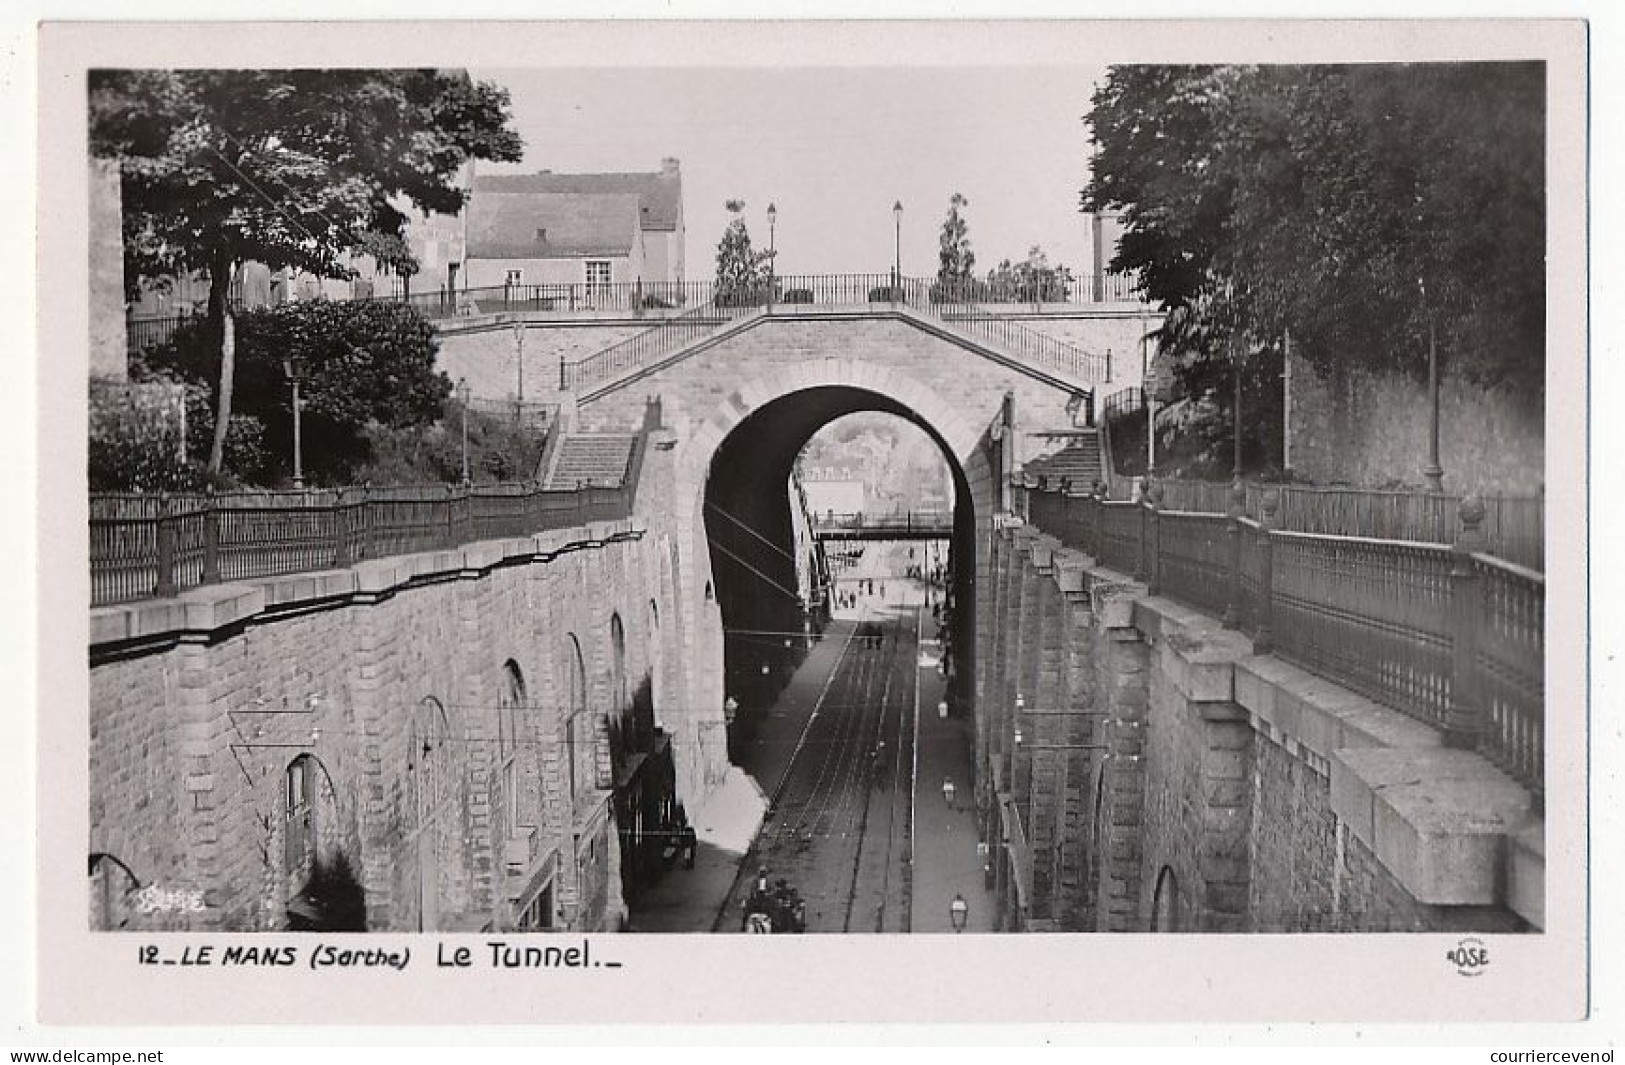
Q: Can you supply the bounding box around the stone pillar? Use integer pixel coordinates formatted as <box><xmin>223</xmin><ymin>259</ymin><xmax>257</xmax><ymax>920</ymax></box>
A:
<box><xmin>1196</xmin><ymin>705</ymin><xmax>1254</xmax><ymax>932</ymax></box>
<box><xmin>177</xmin><ymin>641</ymin><xmax>224</xmax><ymax>930</ymax></box>
<box><xmin>1025</xmin><ymin>538</ymin><xmax>1066</xmax><ymax>930</ymax></box>
<box><xmin>349</xmin><ymin>601</ymin><xmax>394</xmax><ymax>930</ymax></box>
<box><xmin>89</xmin><ymin>157</ymin><xmax>129</xmax><ymax>380</ymax></box>
<box><xmin>974</xmin><ymin>527</ymin><xmax>1009</xmax><ymax>819</ymax></box>
<box><xmin>1054</xmin><ymin>551</ymin><xmax>1102</xmax><ymax>931</ymax></box>
<box><xmin>1095</xmin><ymin>584</ymin><xmax>1149</xmax><ymax>932</ymax></box>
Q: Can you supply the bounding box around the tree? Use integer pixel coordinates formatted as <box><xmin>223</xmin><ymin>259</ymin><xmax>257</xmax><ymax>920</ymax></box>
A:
<box><xmin>90</xmin><ymin>69</ymin><xmax>523</xmax><ymax>473</ymax></box>
<box><xmin>984</xmin><ymin>246</ymin><xmax>1075</xmax><ymax>304</ymax></box>
<box><xmin>712</xmin><ymin>199</ymin><xmax>774</xmax><ymax>307</ymax></box>
<box><xmin>145</xmin><ymin>299</ymin><xmax>452</xmax><ymax>486</ymax></box>
<box><xmin>935</xmin><ymin>192</ymin><xmax>976</xmax><ymax>297</ymax></box>
<box><xmin>1082</xmin><ymin>63</ymin><xmax>1544</xmax><ymax>396</ymax></box>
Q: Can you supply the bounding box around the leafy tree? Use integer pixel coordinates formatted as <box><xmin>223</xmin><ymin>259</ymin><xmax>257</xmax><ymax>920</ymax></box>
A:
<box><xmin>89</xmin><ymin>69</ymin><xmax>523</xmax><ymax>473</ymax></box>
<box><xmin>1082</xmin><ymin>63</ymin><xmax>1543</xmax><ymax>398</ymax></box>
<box><xmin>145</xmin><ymin>299</ymin><xmax>452</xmax><ymax>486</ymax></box>
<box><xmin>713</xmin><ymin>199</ymin><xmax>773</xmax><ymax>307</ymax></box>
<box><xmin>935</xmin><ymin>192</ymin><xmax>976</xmax><ymax>297</ymax></box>
<box><xmin>984</xmin><ymin>246</ymin><xmax>1075</xmax><ymax>304</ymax></box>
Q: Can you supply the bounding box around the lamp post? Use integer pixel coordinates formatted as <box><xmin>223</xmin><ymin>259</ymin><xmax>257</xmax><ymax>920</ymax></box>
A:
<box><xmin>766</xmin><ymin>202</ymin><xmax>777</xmax><ymax>313</ymax></box>
<box><xmin>1423</xmin><ymin>315</ymin><xmax>1444</xmax><ymax>494</ymax></box>
<box><xmin>1231</xmin><ymin>333</ymin><xmax>1244</xmax><ymax>478</ymax></box>
<box><xmin>282</xmin><ymin>356</ymin><xmax>306</xmax><ymax>490</ymax></box>
<box><xmin>457</xmin><ymin>377</ymin><xmax>471</xmax><ymax>486</ymax></box>
<box><xmin>513</xmin><ymin>321</ymin><xmax>525</xmax><ymax>421</ymax></box>
<box><xmin>892</xmin><ymin>200</ymin><xmax>904</xmax><ymax>301</ymax></box>
<box><xmin>1142</xmin><ymin>322</ymin><xmax>1157</xmax><ymax>477</ymax></box>
<box><xmin>949</xmin><ymin>893</ymin><xmax>969</xmax><ymax>933</ymax></box>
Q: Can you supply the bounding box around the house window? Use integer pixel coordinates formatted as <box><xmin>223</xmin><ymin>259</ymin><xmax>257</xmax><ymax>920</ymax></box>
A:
<box><xmin>505</xmin><ymin>269</ymin><xmax>523</xmax><ymax>287</ymax></box>
<box><xmin>585</xmin><ymin>261</ymin><xmax>611</xmax><ymax>289</ymax></box>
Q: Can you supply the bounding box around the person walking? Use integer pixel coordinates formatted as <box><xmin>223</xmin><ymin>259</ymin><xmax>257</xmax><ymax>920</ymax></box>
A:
<box><xmin>942</xmin><ymin>777</ymin><xmax>956</xmax><ymax>809</ymax></box>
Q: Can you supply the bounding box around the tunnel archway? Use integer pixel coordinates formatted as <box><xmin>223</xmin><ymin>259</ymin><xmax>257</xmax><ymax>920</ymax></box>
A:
<box><xmin>695</xmin><ymin>380</ymin><xmax>993</xmax><ymax>740</ymax></box>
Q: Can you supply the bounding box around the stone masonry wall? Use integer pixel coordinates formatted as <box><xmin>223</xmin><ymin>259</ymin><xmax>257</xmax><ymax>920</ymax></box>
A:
<box><xmin>436</xmin><ymin>320</ymin><xmax>647</xmax><ymax>404</ymax></box>
<box><xmin>982</xmin><ymin>520</ymin><xmax>1539</xmax><ymax>935</ymax></box>
<box><xmin>1287</xmin><ymin>350</ymin><xmax>1544</xmax><ymax>495</ymax></box>
<box><xmin>572</xmin><ymin>316</ymin><xmax>1080</xmax><ymax>438</ymax></box>
<box><xmin>88</xmin><ymin>509</ymin><xmax>723</xmax><ymax>933</ymax></box>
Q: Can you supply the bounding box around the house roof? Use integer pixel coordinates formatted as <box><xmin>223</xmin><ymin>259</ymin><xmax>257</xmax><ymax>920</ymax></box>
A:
<box><xmin>466</xmin><ymin>191</ymin><xmax>642</xmax><ymax>260</ymax></box>
<box><xmin>473</xmin><ymin>169</ymin><xmax>683</xmax><ymax>232</ymax></box>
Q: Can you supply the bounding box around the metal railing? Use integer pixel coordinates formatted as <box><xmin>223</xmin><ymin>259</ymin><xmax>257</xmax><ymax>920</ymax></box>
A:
<box><xmin>913</xmin><ymin>279</ymin><xmax>1113</xmax><ymax>383</ymax></box>
<box><xmin>1021</xmin><ymin>480</ymin><xmax>1545</xmax><ymax>804</ymax></box>
<box><xmin>809</xmin><ymin>509</ymin><xmax>955</xmax><ymax>536</ymax></box>
<box><xmin>556</xmin><ymin>273</ymin><xmax>1121</xmax><ymax>397</ymax></box>
<box><xmin>1102</xmin><ymin>386</ymin><xmax>1145</xmax><ymax>422</ymax></box>
<box><xmin>90</xmin><ymin>456</ymin><xmax>644</xmax><ymax>609</ymax></box>
<box><xmin>559</xmin><ymin>300</ymin><xmax>746</xmax><ymax>393</ymax></box>
<box><xmin>127</xmin><ymin>314</ymin><xmax>197</xmax><ymax>353</ymax></box>
<box><xmin>922</xmin><ymin>273</ymin><xmax>1144</xmax><ymax>306</ymax></box>
<box><xmin>1151</xmin><ymin>479</ymin><xmax>1543</xmax><ymax>572</ymax></box>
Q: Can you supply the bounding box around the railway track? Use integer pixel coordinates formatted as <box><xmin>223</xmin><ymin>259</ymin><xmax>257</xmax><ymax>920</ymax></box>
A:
<box><xmin>715</xmin><ymin>595</ymin><xmax>920</xmax><ymax>932</ymax></box>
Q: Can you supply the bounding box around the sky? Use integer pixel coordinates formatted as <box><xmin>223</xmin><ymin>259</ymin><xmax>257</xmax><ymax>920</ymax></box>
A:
<box><xmin>473</xmin><ymin>65</ymin><xmax>1110</xmax><ymax>280</ymax></box>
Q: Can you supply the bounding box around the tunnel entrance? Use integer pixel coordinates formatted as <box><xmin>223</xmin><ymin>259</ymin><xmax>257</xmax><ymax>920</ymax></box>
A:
<box><xmin>701</xmin><ymin>387</ymin><xmax>980</xmax><ymax>746</ymax></box>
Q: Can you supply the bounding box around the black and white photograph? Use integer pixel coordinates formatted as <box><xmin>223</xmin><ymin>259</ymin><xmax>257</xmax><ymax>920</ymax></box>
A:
<box><xmin>26</xmin><ymin>15</ymin><xmax>1591</xmax><ymax>1029</ymax></box>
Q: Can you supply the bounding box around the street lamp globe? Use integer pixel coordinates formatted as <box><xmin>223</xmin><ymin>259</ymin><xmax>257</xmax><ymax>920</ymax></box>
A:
<box><xmin>949</xmin><ymin>894</ymin><xmax>969</xmax><ymax>933</ymax></box>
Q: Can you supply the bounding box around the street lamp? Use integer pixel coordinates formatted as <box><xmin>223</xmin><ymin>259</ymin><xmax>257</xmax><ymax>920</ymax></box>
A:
<box><xmin>513</xmin><ymin>321</ymin><xmax>525</xmax><ymax>419</ymax></box>
<box><xmin>892</xmin><ymin>200</ymin><xmax>904</xmax><ymax>300</ymax></box>
<box><xmin>1422</xmin><ymin>302</ymin><xmax>1444</xmax><ymax>493</ymax></box>
<box><xmin>766</xmin><ymin>202</ymin><xmax>777</xmax><ymax>313</ymax></box>
<box><xmin>457</xmin><ymin>377</ymin><xmax>471</xmax><ymax>486</ymax></box>
<box><xmin>949</xmin><ymin>893</ymin><xmax>969</xmax><ymax>933</ymax></box>
<box><xmin>282</xmin><ymin>355</ymin><xmax>306</xmax><ymax>490</ymax></box>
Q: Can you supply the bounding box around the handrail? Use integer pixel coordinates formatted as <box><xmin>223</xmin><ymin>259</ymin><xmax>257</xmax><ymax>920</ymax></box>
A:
<box><xmin>909</xmin><ymin>278</ymin><xmax>1113</xmax><ymax>384</ymax></box>
<box><xmin>558</xmin><ymin>273</ymin><xmax>1122</xmax><ymax>398</ymax></box>
<box><xmin>1152</xmin><ymin>478</ymin><xmax>1543</xmax><ymax>572</ymax></box>
<box><xmin>90</xmin><ymin>430</ymin><xmax>653</xmax><ymax>609</ymax></box>
<box><xmin>559</xmin><ymin>299</ymin><xmax>750</xmax><ymax>394</ymax></box>
<box><xmin>1021</xmin><ymin>480</ymin><xmax>1544</xmax><ymax>806</ymax></box>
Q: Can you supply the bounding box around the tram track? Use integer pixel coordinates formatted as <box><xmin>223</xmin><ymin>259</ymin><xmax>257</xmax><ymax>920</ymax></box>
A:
<box><xmin>714</xmin><ymin>566</ymin><xmax>923</xmax><ymax>933</ymax></box>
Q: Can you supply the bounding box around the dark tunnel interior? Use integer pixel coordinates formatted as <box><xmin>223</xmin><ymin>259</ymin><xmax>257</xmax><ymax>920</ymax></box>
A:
<box><xmin>702</xmin><ymin>386</ymin><xmax>978</xmax><ymax>737</ymax></box>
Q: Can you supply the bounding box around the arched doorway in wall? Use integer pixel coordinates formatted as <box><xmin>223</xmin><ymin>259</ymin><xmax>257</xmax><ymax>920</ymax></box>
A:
<box><xmin>1085</xmin><ymin>762</ymin><xmax>1109</xmax><ymax>928</ymax></box>
<box><xmin>497</xmin><ymin>660</ymin><xmax>527</xmax><ymax>845</ymax></box>
<box><xmin>88</xmin><ymin>852</ymin><xmax>141</xmax><ymax>931</ymax></box>
<box><xmin>409</xmin><ymin>697</ymin><xmax>456</xmax><ymax>932</ymax></box>
<box><xmin>564</xmin><ymin>635</ymin><xmax>593</xmax><ymax>804</ymax></box>
<box><xmin>1151</xmin><ymin>865</ymin><xmax>1181</xmax><ymax>933</ymax></box>
<box><xmin>284</xmin><ymin>753</ymin><xmax>364</xmax><ymax>931</ymax></box>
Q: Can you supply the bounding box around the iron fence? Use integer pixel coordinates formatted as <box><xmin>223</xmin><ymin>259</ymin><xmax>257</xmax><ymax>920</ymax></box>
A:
<box><xmin>559</xmin><ymin>301</ymin><xmax>745</xmax><ymax>393</ymax></box>
<box><xmin>90</xmin><ymin>471</ymin><xmax>641</xmax><ymax>610</ymax></box>
<box><xmin>127</xmin><ymin>315</ymin><xmax>196</xmax><ymax>353</ymax></box>
<box><xmin>1102</xmin><ymin>387</ymin><xmax>1145</xmax><ymax>423</ymax></box>
<box><xmin>1022</xmin><ymin>482</ymin><xmax>1544</xmax><ymax>803</ymax></box>
<box><xmin>551</xmin><ymin>273</ymin><xmax>1122</xmax><ymax>398</ymax></box>
<box><xmin>1151</xmin><ymin>479</ymin><xmax>1542</xmax><ymax>572</ymax></box>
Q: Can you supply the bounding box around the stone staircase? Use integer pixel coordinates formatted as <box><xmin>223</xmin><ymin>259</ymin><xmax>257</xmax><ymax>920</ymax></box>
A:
<box><xmin>1020</xmin><ymin>432</ymin><xmax>1105</xmax><ymax>493</ymax></box>
<box><xmin>542</xmin><ymin>432</ymin><xmax>639</xmax><ymax>489</ymax></box>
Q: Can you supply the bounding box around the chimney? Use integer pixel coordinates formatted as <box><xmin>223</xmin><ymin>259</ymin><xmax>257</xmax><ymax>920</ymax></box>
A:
<box><xmin>660</xmin><ymin>157</ymin><xmax>680</xmax><ymax>176</ymax></box>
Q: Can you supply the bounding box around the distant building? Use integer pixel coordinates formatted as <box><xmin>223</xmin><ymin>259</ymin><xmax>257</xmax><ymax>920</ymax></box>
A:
<box><xmin>463</xmin><ymin>158</ymin><xmax>685</xmax><ymax>295</ymax></box>
<box><xmin>803</xmin><ymin>479</ymin><xmax>866</xmax><ymax>518</ymax></box>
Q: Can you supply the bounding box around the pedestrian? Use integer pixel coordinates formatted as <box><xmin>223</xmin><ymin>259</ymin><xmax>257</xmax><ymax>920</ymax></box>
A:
<box><xmin>942</xmin><ymin>777</ymin><xmax>956</xmax><ymax>808</ymax></box>
<box><xmin>938</xmin><ymin>699</ymin><xmax>948</xmax><ymax>720</ymax></box>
